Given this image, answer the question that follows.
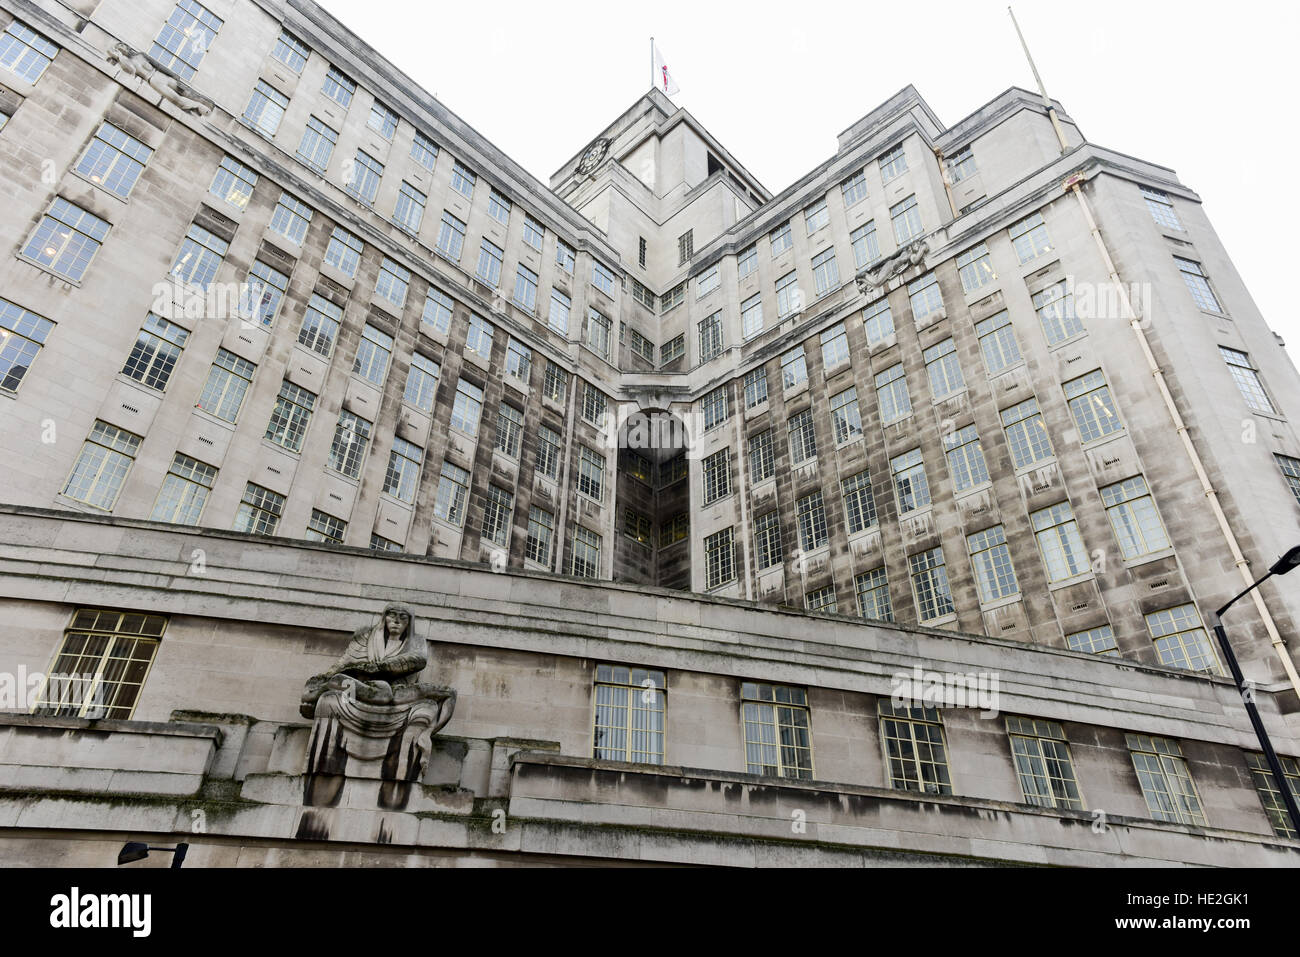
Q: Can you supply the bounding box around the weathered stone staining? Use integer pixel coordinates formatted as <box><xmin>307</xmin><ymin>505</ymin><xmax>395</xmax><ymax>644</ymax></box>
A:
<box><xmin>301</xmin><ymin>604</ymin><xmax>455</xmax><ymax>808</ymax></box>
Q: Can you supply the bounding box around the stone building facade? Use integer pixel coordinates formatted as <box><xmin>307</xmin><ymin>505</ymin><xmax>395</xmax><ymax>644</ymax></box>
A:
<box><xmin>0</xmin><ymin>0</ymin><xmax>1299</xmax><ymax>865</ymax></box>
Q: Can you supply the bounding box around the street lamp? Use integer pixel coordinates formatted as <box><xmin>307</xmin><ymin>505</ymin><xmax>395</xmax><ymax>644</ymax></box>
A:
<box><xmin>1213</xmin><ymin>545</ymin><xmax>1300</xmax><ymax>837</ymax></box>
<box><xmin>117</xmin><ymin>841</ymin><xmax>189</xmax><ymax>868</ymax></box>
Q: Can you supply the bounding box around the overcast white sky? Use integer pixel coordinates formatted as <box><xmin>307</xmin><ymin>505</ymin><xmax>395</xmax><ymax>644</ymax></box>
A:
<box><xmin>320</xmin><ymin>0</ymin><xmax>1300</xmax><ymax>348</ymax></box>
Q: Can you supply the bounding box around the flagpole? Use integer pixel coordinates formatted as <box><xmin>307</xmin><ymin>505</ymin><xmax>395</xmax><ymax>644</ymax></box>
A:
<box><xmin>650</xmin><ymin>37</ymin><xmax>654</xmax><ymax>92</ymax></box>
<box><xmin>1007</xmin><ymin>6</ymin><xmax>1069</xmax><ymax>154</ymax></box>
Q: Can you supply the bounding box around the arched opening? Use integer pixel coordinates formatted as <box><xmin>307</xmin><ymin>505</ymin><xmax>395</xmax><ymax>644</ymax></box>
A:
<box><xmin>614</xmin><ymin>409</ymin><xmax>691</xmax><ymax>590</ymax></box>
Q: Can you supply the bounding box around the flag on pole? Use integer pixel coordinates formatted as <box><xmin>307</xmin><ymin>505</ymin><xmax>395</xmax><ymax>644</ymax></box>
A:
<box><xmin>652</xmin><ymin>41</ymin><xmax>680</xmax><ymax>96</ymax></box>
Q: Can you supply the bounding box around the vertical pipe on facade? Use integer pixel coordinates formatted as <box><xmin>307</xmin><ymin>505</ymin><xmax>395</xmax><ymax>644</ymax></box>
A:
<box><xmin>731</xmin><ymin>383</ymin><xmax>754</xmax><ymax>600</ymax></box>
<box><xmin>933</xmin><ymin>147</ymin><xmax>961</xmax><ymax>220</ymax></box>
<box><xmin>554</xmin><ymin>370</ymin><xmax>582</xmax><ymax>576</ymax></box>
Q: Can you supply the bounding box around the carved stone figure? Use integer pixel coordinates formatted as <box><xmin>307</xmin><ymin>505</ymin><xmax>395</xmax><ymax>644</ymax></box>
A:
<box><xmin>300</xmin><ymin>604</ymin><xmax>455</xmax><ymax>805</ymax></box>
<box><xmin>855</xmin><ymin>238</ymin><xmax>930</xmax><ymax>296</ymax></box>
<box><xmin>106</xmin><ymin>42</ymin><xmax>213</xmax><ymax>117</ymax></box>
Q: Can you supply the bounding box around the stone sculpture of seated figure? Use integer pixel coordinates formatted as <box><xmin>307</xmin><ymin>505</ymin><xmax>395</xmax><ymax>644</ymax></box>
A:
<box><xmin>300</xmin><ymin>603</ymin><xmax>455</xmax><ymax>791</ymax></box>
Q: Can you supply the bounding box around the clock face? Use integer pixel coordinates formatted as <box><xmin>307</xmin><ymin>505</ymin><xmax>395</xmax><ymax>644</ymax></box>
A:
<box><xmin>578</xmin><ymin>138</ymin><xmax>610</xmax><ymax>174</ymax></box>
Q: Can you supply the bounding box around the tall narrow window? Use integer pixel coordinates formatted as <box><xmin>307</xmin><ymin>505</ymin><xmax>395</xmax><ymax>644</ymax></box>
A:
<box><xmin>1141</xmin><ymin>186</ymin><xmax>1182</xmax><ymax>230</ymax></box>
<box><xmin>1220</xmin><ymin>347</ymin><xmax>1275</xmax><ymax>413</ymax></box>
<box><xmin>754</xmin><ymin>511</ymin><xmax>783</xmax><ymax>570</ymax></box>
<box><xmin>788</xmin><ymin>409</ymin><xmax>817</xmax><ymax>465</ymax></box>
<box><xmin>856</xmin><ymin>567</ymin><xmax>893</xmax><ymax>622</ymax></box>
<box><xmin>744</xmin><ymin>367</ymin><xmax>768</xmax><ymax>408</ymax></box>
<box><xmin>150</xmin><ymin>454</ymin><xmax>215</xmax><ymax>525</ymax></box>
<box><xmin>243</xmin><ymin>80</ymin><xmax>288</xmax><ymax>137</ymax></box>
<box><xmin>578</xmin><ymin>446</ymin><xmax>605</xmax><ymax>501</ymax></box>
<box><xmin>795</xmin><ymin>491</ymin><xmax>828</xmax><ymax>551</ymax></box>
<box><xmin>862</xmin><ymin>297</ymin><xmax>893</xmax><ymax>346</ymax></box>
<box><xmin>910</xmin><ymin>547</ymin><xmax>954</xmax><ymax>622</ymax></box>
<box><xmin>346</xmin><ymin>150</ymin><xmax>384</xmax><ymax>206</ymax></box>
<box><xmin>241</xmin><ymin>260</ymin><xmax>288</xmax><ymax>328</ymax></box>
<box><xmin>812</xmin><ymin>249</ymin><xmax>841</xmax><ymax>297</ymax></box>
<box><xmin>891</xmin><ymin>448</ymin><xmax>930</xmax><ymax>514</ymax></box>
<box><xmin>297</xmin><ymin>116</ymin><xmax>338</xmax><ymax>173</ymax></box>
<box><xmin>908</xmin><ymin>273</ymin><xmax>943</xmax><ymax>322</ymax></box>
<box><xmin>781</xmin><ymin>347</ymin><xmax>808</xmax><ymax>390</ymax></box>
<box><xmin>436</xmin><ymin>212</ymin><xmax>466</xmax><ymax>261</ymax></box>
<box><xmin>433</xmin><ymin>462</ymin><xmax>470</xmax><ymax>526</ymax></box>
<box><xmin>593</xmin><ymin>665</ymin><xmax>665</xmax><ymax>764</ymax></box>
<box><xmin>570</xmin><ymin>526</ymin><xmax>601</xmax><ymax>578</ymax></box>
<box><xmin>269</xmin><ymin>192</ymin><xmax>313</xmax><ymax>246</ymax></box>
<box><xmin>495</xmin><ymin>403</ymin><xmax>524</xmax><ymax>459</ymax></box>
<box><xmin>841</xmin><ymin>470</ymin><xmax>876</xmax><ymax>534</ymax></box>
<box><xmin>742</xmin><ymin>683</ymin><xmax>813</xmax><ymax>779</ymax></box>
<box><xmin>1007</xmin><ymin>717</ymin><xmax>1083</xmax><ymax>810</ymax></box>
<box><xmin>196</xmin><ymin>349</ymin><xmax>254</xmax><ymax>422</ymax></box>
<box><xmin>851</xmin><ymin>221</ymin><xmax>880</xmax><ymax>268</ymax></box>
<box><xmin>975</xmin><ymin>309</ymin><xmax>1021</xmax><ymax>375</ymax></box>
<box><xmin>1000</xmin><ymin>398</ymin><xmax>1054</xmax><ymax>469</ymax></box>
<box><xmin>421</xmin><ymin>288</ymin><xmax>453</xmax><ymax>336</ymax></box>
<box><xmin>1031</xmin><ymin>502</ymin><xmax>1090</xmax><ymax>582</ymax></box>
<box><xmin>1176</xmin><ymin>257</ymin><xmax>1221</xmax><ymax>312</ymax></box>
<box><xmin>450</xmin><ymin>379</ymin><xmax>484</xmax><ymax>435</ymax></box>
<box><xmin>403</xmin><ymin>353</ymin><xmax>440</xmax><ymax>413</ymax></box>
<box><xmin>1127</xmin><ymin>734</ymin><xmax>1206</xmax><ymax>826</ymax></box>
<box><xmin>265</xmin><ymin>380</ymin><xmax>316</xmax><ymax>452</ymax></box>
<box><xmin>967</xmin><ymin>525</ymin><xmax>1019</xmax><ymax>603</ymax></box>
<box><xmin>890</xmin><ymin>194</ymin><xmax>922</xmax><ymax>243</ymax></box>
<box><xmin>923</xmin><ymin>338</ymin><xmax>964</xmax><ymax>399</ymax></box>
<box><xmin>876</xmin><ymin>364</ymin><xmax>911</xmax><ymax>424</ymax></box>
<box><xmin>525</xmin><ymin>506</ymin><xmax>555</xmax><ymax>566</ymax></box>
<box><xmin>829</xmin><ymin>387</ymin><xmax>862</xmax><ymax>444</ymax></box>
<box><xmin>297</xmin><ymin>294</ymin><xmax>343</xmax><ymax>357</ymax></box>
<box><xmin>1245</xmin><ymin>753</ymin><xmax>1300</xmax><ymax>839</ymax></box>
<box><xmin>820</xmin><ymin>322</ymin><xmax>849</xmax><ymax>369</ymax></box>
<box><xmin>375</xmin><ymin>258</ymin><xmax>410</xmax><ymax>309</ymax></box>
<box><xmin>704</xmin><ymin>527</ymin><xmax>736</xmax><ymax>588</ymax></box>
<box><xmin>749</xmin><ymin>429</ymin><xmax>775</xmax><ymax>483</ymax></box>
<box><xmin>1032</xmin><ymin>281</ymin><xmax>1083</xmax><ymax>345</ymax></box>
<box><xmin>702</xmin><ymin>449</ymin><xmax>731</xmax><ymax>504</ymax></box>
<box><xmin>955</xmin><ymin>243</ymin><xmax>995</xmax><ymax>293</ymax></box>
<box><xmin>698</xmin><ymin>311</ymin><xmax>723</xmax><ymax>361</ymax></box>
<box><xmin>393</xmin><ymin>181</ymin><xmax>426</xmax><ymax>234</ymax></box>
<box><xmin>210</xmin><ymin>155</ymin><xmax>258</xmax><ymax>209</ymax></box>
<box><xmin>481</xmin><ymin>484</ymin><xmax>514</xmax><ymax>547</ymax></box>
<box><xmin>1275</xmin><ymin>454</ymin><xmax>1300</xmax><ymax>506</ymax></box>
<box><xmin>327</xmin><ymin>410</ymin><xmax>371</xmax><ymax>479</ymax></box>
<box><xmin>353</xmin><ymin>324</ymin><xmax>394</xmax><ymax>385</ymax></box>
<box><xmin>943</xmin><ymin>425</ymin><xmax>989</xmax><ymax>492</ymax></box>
<box><xmin>382</xmin><ymin>436</ymin><xmax>422</xmax><ymax>504</ymax></box>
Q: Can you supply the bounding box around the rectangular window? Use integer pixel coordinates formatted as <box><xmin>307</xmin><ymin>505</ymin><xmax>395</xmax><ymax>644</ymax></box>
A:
<box><xmin>382</xmin><ymin>436</ymin><xmax>422</xmax><ymax>504</ymax></box>
<box><xmin>890</xmin><ymin>194</ymin><xmax>922</xmax><ymax>243</ymax></box>
<box><xmin>1</xmin><ymin>20</ymin><xmax>59</xmax><ymax>83</ymax></box>
<box><xmin>547</xmin><ymin>288</ymin><xmax>572</xmax><ymax>335</ymax></box>
<box><xmin>739</xmin><ymin>294</ymin><xmax>764</xmax><ymax>340</ymax></box>
<box><xmin>494</xmin><ymin>403</ymin><xmax>524</xmax><ymax>458</ymax></box>
<box><xmin>696</xmin><ymin>265</ymin><xmax>720</xmax><ymax>298</ymax></box>
<box><xmin>297</xmin><ymin>294</ymin><xmax>342</xmax><ymax>357</ymax></box>
<box><xmin>170</xmin><ymin>223</ymin><xmax>228</xmax><ymax>286</ymax></box>
<box><xmin>542</xmin><ymin>361</ymin><xmax>568</xmax><ymax>403</ymax></box>
<box><xmin>878</xmin><ymin>143</ymin><xmax>907</xmax><ymax>183</ymax></box>
<box><xmin>210</xmin><ymin>155</ymin><xmax>258</xmax><ymax>209</ymax></box>
<box><xmin>955</xmin><ymin>242</ymin><xmax>995</xmax><ymax>294</ymax></box>
<box><xmin>776</xmin><ymin>271</ymin><xmax>801</xmax><ymax>318</ymax></box>
<box><xmin>863</xmin><ymin>297</ymin><xmax>894</xmax><ymax>346</ymax></box>
<box><xmin>1127</xmin><ymin>734</ymin><xmax>1206</xmax><ymax>825</ymax></box>
<box><xmin>702</xmin><ymin>449</ymin><xmax>731</xmax><ymax>504</ymax></box>
<box><xmin>593</xmin><ymin>664</ymin><xmax>665</xmax><ymax>763</ymax></box>
<box><xmin>504</xmin><ymin>339</ymin><xmax>532</xmax><ymax>385</ymax></box>
<box><xmin>968</xmin><ymin>525</ymin><xmax>1019</xmax><ymax>603</ymax></box>
<box><xmin>433</xmin><ymin>461</ymin><xmax>470</xmax><ymax>526</ymax></box>
<box><xmin>851</xmin><ymin>221</ymin><xmax>880</xmax><ymax>269</ymax></box>
<box><xmin>923</xmin><ymin>338</ymin><xmax>964</xmax><ymax>399</ymax></box>
<box><xmin>241</xmin><ymin>260</ymin><xmax>288</xmax><ymax>328</ymax></box>
<box><xmin>705</xmin><ymin>527</ymin><xmax>736</xmax><ymax>588</ymax></box>
<box><xmin>891</xmin><ymin>448</ymin><xmax>930</xmax><ymax>514</ymax></box>
<box><xmin>465</xmin><ymin>314</ymin><xmax>494</xmax><ymax>361</ymax></box>
<box><xmin>353</xmin><ymin>324</ymin><xmax>394</xmax><ymax>386</ymax></box>
<box><xmin>271</xmin><ymin>29</ymin><xmax>309</xmax><ymax>72</ymax></box>
<box><xmin>570</xmin><ymin>526</ymin><xmax>601</xmax><ymax>578</ymax></box>
<box><xmin>268</xmin><ymin>191</ymin><xmax>313</xmax><ymax>246</ymax></box>
<box><xmin>327</xmin><ymin>410</ymin><xmax>371</xmax><ymax>479</ymax></box>
<box><xmin>909</xmin><ymin>547</ymin><xmax>955</xmax><ymax>622</ymax></box>
<box><xmin>678</xmin><ymin>229</ymin><xmax>694</xmax><ymax>265</ymax></box>
<box><xmin>411</xmin><ymin>130</ymin><xmax>439</xmax><ymax>169</ymax></box>
<box><xmin>63</xmin><ymin>421</ymin><xmax>141</xmax><ymax>509</ymax></box>
<box><xmin>804</xmin><ymin>197</ymin><xmax>829</xmax><ymax>234</ymax></box>
<box><xmin>948</xmin><ymin>145</ymin><xmax>977</xmax><ymax>183</ymax></box>
<box><xmin>321</xmin><ymin>66</ymin><xmax>355</xmax><ymax>107</ymax></box>
<box><xmin>769</xmin><ymin>221</ymin><xmax>793</xmax><ymax>256</ymax></box>
<box><xmin>1064</xmin><ymin>370</ymin><xmax>1123</xmax><ymax>441</ymax></box>
<box><xmin>743</xmin><ymin>367</ymin><xmax>768</xmax><ymax>408</ymax></box>
<box><xmin>1220</xmin><ymin>347</ymin><xmax>1275</xmax><ymax>413</ymax></box>
<box><xmin>243</xmin><ymin>80</ymin><xmax>288</xmax><ymax>137</ymax></box>
<box><xmin>76</xmin><ymin>123</ymin><xmax>152</xmax><ymax>199</ymax></box>
<box><xmin>306</xmin><ymin>509</ymin><xmax>346</xmax><ymax>544</ymax></box>
<box><xmin>795</xmin><ymin>491</ymin><xmax>829</xmax><ymax>551</ymax></box>
<box><xmin>578</xmin><ymin>446</ymin><xmax>605</xmax><ymax>501</ymax></box>
<box><xmin>375</xmin><ymin>258</ymin><xmax>409</xmax><ymax>308</ymax></box>
<box><xmin>742</xmin><ymin>683</ymin><xmax>813</xmax><ymax>779</ymax></box>
<box><xmin>390</xmin><ymin>180</ymin><xmax>426</xmax><ymax>235</ymax></box>
<box><xmin>122</xmin><ymin>313</ymin><xmax>188</xmax><ymax>391</ymax></box>
<box><xmin>371</xmin><ymin>534</ymin><xmax>401</xmax><ymax>553</ymax></box>
<box><xmin>403</xmin><ymin>352</ymin><xmax>440</xmax><ymax>413</ymax></box>
<box><xmin>975</xmin><ymin>309</ymin><xmax>1021</xmax><ymax>375</ymax></box>
<box><xmin>841</xmin><ymin>469</ymin><xmax>877</xmax><ymax>534</ymax></box>
<box><xmin>875</xmin><ymin>363</ymin><xmax>911</xmax><ymax>423</ymax></box>
<box><xmin>592</xmin><ymin>262</ymin><xmax>616</xmax><ymax>298</ymax></box>
<box><xmin>841</xmin><ymin>170</ymin><xmax>868</xmax><ymax>207</ymax></box>
<box><xmin>265</xmin><ymin>380</ymin><xmax>315</xmax><ymax>451</ymax></box>
<box><xmin>629</xmin><ymin>329</ymin><xmax>655</xmax><ymax>363</ymax></box>
<box><xmin>345</xmin><ymin>150</ymin><xmax>383</xmax><ymax>206</ymax></box>
<box><xmin>367</xmin><ymin>100</ymin><xmax>398</xmax><ymax>139</ymax></box>
<box><xmin>525</xmin><ymin>506</ymin><xmax>555</xmax><ymax>566</ymax></box>
<box><xmin>32</xmin><ymin>609</ymin><xmax>165</xmax><ymax>719</ymax></box>
<box><xmin>749</xmin><ymin>429</ymin><xmax>775</xmax><ymax>483</ymax></box>
<box><xmin>1245</xmin><ymin>752</ymin><xmax>1300</xmax><ymax>839</ymax></box>
<box><xmin>856</xmin><ymin>567</ymin><xmax>893</xmax><ymax>622</ymax></box>
<box><xmin>879</xmin><ymin>702</ymin><xmax>951</xmax><ymax>794</ymax></box>
<box><xmin>320</xmin><ymin>226</ymin><xmax>362</xmax><ymax>278</ymax></box>
<box><xmin>1100</xmin><ymin>476</ymin><xmax>1171</xmax><ymax>560</ymax></box>
<box><xmin>295</xmin><ymin>115</ymin><xmax>338</xmax><ymax>174</ymax></box>
<box><xmin>659</xmin><ymin>458</ymin><xmax>689</xmax><ymax>489</ymax></box>
<box><xmin>1007</xmin><ymin>717</ymin><xmax>1083</xmax><ymax>810</ymax></box>
<box><xmin>1009</xmin><ymin>211</ymin><xmax>1052</xmax><ymax>264</ymax></box>
<box><xmin>660</xmin><ymin>334</ymin><xmax>685</xmax><ymax>365</ymax></box>
<box><xmin>0</xmin><ymin>298</ymin><xmax>54</xmax><ymax>393</ymax></box>
<box><xmin>907</xmin><ymin>272</ymin><xmax>943</xmax><ymax>322</ymax></box>
<box><xmin>151</xmin><ymin>0</ymin><xmax>221</xmax><ymax>79</ymax></box>
<box><xmin>476</xmin><ymin>239</ymin><xmax>503</xmax><ymax>286</ymax></box>
<box><xmin>660</xmin><ymin>281</ymin><xmax>686</xmax><ymax>314</ymax></box>
<box><xmin>788</xmin><ymin>408</ymin><xmax>817</xmax><ymax>465</ymax></box>
<box><xmin>702</xmin><ymin>385</ymin><xmax>729</xmax><ymax>432</ymax></box>
<box><xmin>555</xmin><ymin>240</ymin><xmax>576</xmax><ymax>274</ymax></box>
<box><xmin>1141</xmin><ymin>186</ymin><xmax>1182</xmax><ymax>230</ymax></box>
<box><xmin>812</xmin><ymin>248</ymin><xmax>839</xmax><ymax>297</ymax></box>
<box><xmin>738</xmin><ymin>243</ymin><xmax>758</xmax><ymax>278</ymax></box>
<box><xmin>196</xmin><ymin>348</ymin><xmax>254</xmax><ymax>422</ymax></box>
<box><xmin>1066</xmin><ymin>625</ymin><xmax>1119</xmax><ymax>656</ymax></box>
<box><xmin>23</xmin><ymin>198</ymin><xmax>110</xmax><ymax>281</ymax></box>
<box><xmin>1146</xmin><ymin>604</ymin><xmax>1221</xmax><ymax>675</ymax></box>
<box><xmin>513</xmin><ymin>264</ymin><xmax>539</xmax><ymax>311</ymax></box>
<box><xmin>586</xmin><ymin>308</ymin><xmax>612</xmax><ymax>359</ymax></box>
<box><xmin>233</xmin><ymin>482</ymin><xmax>284</xmax><ymax>535</ymax></box>
<box><xmin>1031</xmin><ymin>501</ymin><xmax>1090</xmax><ymax>582</ymax></box>
<box><xmin>581</xmin><ymin>382</ymin><xmax>606</xmax><ymax>425</ymax></box>
<box><xmin>413</xmin><ymin>290</ymin><xmax>452</xmax><ymax>340</ymax></box>
<box><xmin>630</xmin><ymin>280</ymin><xmax>656</xmax><ymax>311</ymax></box>
<box><xmin>698</xmin><ymin>311</ymin><xmax>723</xmax><ymax>362</ymax></box>
<box><xmin>149</xmin><ymin>452</ymin><xmax>215</xmax><ymax>526</ymax></box>
<box><xmin>754</xmin><ymin>511</ymin><xmax>783</xmax><ymax>570</ymax></box>
<box><xmin>485</xmin><ymin>188</ymin><xmax>512</xmax><ymax>224</ymax></box>
<box><xmin>1276</xmin><ymin>453</ymin><xmax>1300</xmax><ymax>506</ymax></box>
<box><xmin>1032</xmin><ymin>281</ymin><xmax>1084</xmax><ymax>345</ymax></box>
<box><xmin>1000</xmin><ymin>397</ymin><xmax>1054</xmax><ymax>469</ymax></box>
<box><xmin>829</xmin><ymin>387</ymin><xmax>862</xmax><ymax>444</ymax></box>
<box><xmin>515</xmin><ymin>213</ymin><xmax>543</xmax><ymax>250</ymax></box>
<box><xmin>436</xmin><ymin>212</ymin><xmax>466</xmax><ymax>261</ymax></box>
<box><xmin>806</xmin><ymin>586</ymin><xmax>837</xmax><ymax>613</ymax></box>
<box><xmin>450</xmin><ymin>378</ymin><xmax>484</xmax><ymax>435</ymax></box>
<box><xmin>481</xmin><ymin>484</ymin><xmax>514</xmax><ymax>547</ymax></box>
<box><xmin>943</xmin><ymin>424</ymin><xmax>990</xmax><ymax>492</ymax></box>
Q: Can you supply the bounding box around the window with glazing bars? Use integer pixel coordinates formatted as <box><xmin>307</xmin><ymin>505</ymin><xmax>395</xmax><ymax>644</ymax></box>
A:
<box><xmin>841</xmin><ymin>470</ymin><xmax>876</xmax><ymax>533</ymax></box>
<box><xmin>403</xmin><ymin>353</ymin><xmax>439</xmax><ymax>413</ymax></box>
<box><xmin>749</xmin><ymin>429</ymin><xmax>775</xmax><ymax>483</ymax></box>
<box><xmin>924</xmin><ymin>338</ymin><xmax>964</xmax><ymax>399</ymax></box>
<box><xmin>328</xmin><ymin>410</ymin><xmax>371</xmax><ymax>479</ymax></box>
<box><xmin>210</xmin><ymin>155</ymin><xmax>258</xmax><ymax>209</ymax></box>
<box><xmin>151</xmin><ymin>0</ymin><xmax>221</xmax><ymax>79</ymax></box>
<box><xmin>830</xmin><ymin>387</ymin><xmax>862</xmax><ymax>444</ymax></box>
<box><xmin>411</xmin><ymin>131</ymin><xmax>438</xmax><ymax>168</ymax></box>
<box><xmin>1007</xmin><ymin>717</ymin><xmax>1083</xmax><ymax>809</ymax></box>
<box><xmin>1009</xmin><ymin>211</ymin><xmax>1052</xmax><ymax>263</ymax></box>
<box><xmin>264</xmin><ymin>380</ymin><xmax>314</xmax><ymax>451</ymax></box>
<box><xmin>570</xmin><ymin>526</ymin><xmax>601</xmax><ymax>578</ymax></box>
<box><xmin>76</xmin><ymin>123</ymin><xmax>152</xmax><ymax>198</ymax></box>
<box><xmin>1063</xmin><ymin>370</ymin><xmax>1123</xmax><ymax>441</ymax></box>
<box><xmin>31</xmin><ymin>609</ymin><xmax>165</xmax><ymax>719</ymax></box>
<box><xmin>891</xmin><ymin>448</ymin><xmax>930</xmax><ymax>513</ymax></box>
<box><xmin>578</xmin><ymin>446</ymin><xmax>604</xmax><ymax>501</ymax></box>
<box><xmin>1140</xmin><ymin>186</ymin><xmax>1182</xmax><ymax>230</ymax></box>
<box><xmin>1127</xmin><ymin>734</ymin><xmax>1206</xmax><ymax>825</ymax></box>
<box><xmin>1032</xmin><ymin>281</ymin><xmax>1083</xmax><ymax>345</ymax></box>
<box><xmin>1030</xmin><ymin>501</ymin><xmax>1089</xmax><ymax>582</ymax></box>
<box><xmin>150</xmin><ymin>453</ymin><xmax>215</xmax><ymax>525</ymax></box>
<box><xmin>1145</xmin><ymin>604</ymin><xmax>1221</xmax><ymax>675</ymax></box>
<box><xmin>481</xmin><ymin>484</ymin><xmax>514</xmax><ymax>547</ymax></box>
<box><xmin>1176</xmin><ymin>257</ymin><xmax>1221</xmax><ymax>312</ymax></box>
<box><xmin>943</xmin><ymin>424</ymin><xmax>989</xmax><ymax>492</ymax></box>
<box><xmin>753</xmin><ymin>511</ymin><xmax>782</xmax><ymax>569</ymax></box>
<box><xmin>910</xmin><ymin>547</ymin><xmax>954</xmax><ymax>622</ymax></box>
<box><xmin>382</xmin><ymin>436</ymin><xmax>422</xmax><ymax>504</ymax></box>
<box><xmin>1000</xmin><ymin>397</ymin><xmax>1053</xmax><ymax>468</ymax></box>
<box><xmin>788</xmin><ymin>408</ymin><xmax>817</xmax><ymax>465</ymax></box>
<box><xmin>1246</xmin><ymin>752</ymin><xmax>1300</xmax><ymax>838</ymax></box>
<box><xmin>525</xmin><ymin>506</ymin><xmax>554</xmax><ymax>566</ymax></box>
<box><xmin>702</xmin><ymin>449</ymin><xmax>731</xmax><ymax>504</ymax></box>
<box><xmin>1220</xmin><ymin>347</ymin><xmax>1275</xmax><ymax>413</ymax></box>
<box><xmin>1066</xmin><ymin>625</ymin><xmax>1119</xmax><ymax>656</ymax></box>
<box><xmin>702</xmin><ymin>385</ymin><xmax>728</xmax><ymax>431</ymax></box>
<box><xmin>863</xmin><ymin>297</ymin><xmax>894</xmax><ymax>346</ymax></box>
<box><xmin>876</xmin><ymin>364</ymin><xmax>911</xmax><ymax>423</ymax></box>
<box><xmin>594</xmin><ymin>665</ymin><xmax>665</xmax><ymax>764</ymax></box>
<box><xmin>234</xmin><ymin>482</ymin><xmax>284</xmax><ymax>535</ymax></box>
<box><xmin>705</xmin><ymin>527</ymin><xmax>735</xmax><ymax>588</ymax></box>
<box><xmin>855</xmin><ymin>567</ymin><xmax>892</xmax><ymax>622</ymax></box>
<box><xmin>197</xmin><ymin>349</ymin><xmax>254</xmax><ymax>422</ymax></box>
<box><xmin>879</xmin><ymin>702</ymin><xmax>951</xmax><ymax>794</ymax></box>
<box><xmin>269</xmin><ymin>192</ymin><xmax>312</xmax><ymax>245</ymax></box>
<box><xmin>0</xmin><ymin>299</ymin><xmax>52</xmax><ymax>394</ymax></box>
<box><xmin>306</xmin><ymin>509</ymin><xmax>346</xmax><ymax>544</ymax></box>
<box><xmin>297</xmin><ymin>294</ymin><xmax>342</xmax><ymax>357</ymax></box>
<box><xmin>967</xmin><ymin>525</ymin><xmax>1019</xmax><ymax>604</ymax></box>
<box><xmin>975</xmin><ymin>309</ymin><xmax>1021</xmax><ymax>375</ymax></box>
<box><xmin>795</xmin><ymin>491</ymin><xmax>828</xmax><ymax>551</ymax></box>
<box><xmin>742</xmin><ymin>683</ymin><xmax>813</xmax><ymax>779</ymax></box>
<box><xmin>63</xmin><ymin>421</ymin><xmax>139</xmax><ymax>509</ymax></box>
<box><xmin>122</xmin><ymin>314</ymin><xmax>188</xmax><ymax>391</ymax></box>
<box><xmin>1099</xmin><ymin>476</ymin><xmax>1170</xmax><ymax>560</ymax></box>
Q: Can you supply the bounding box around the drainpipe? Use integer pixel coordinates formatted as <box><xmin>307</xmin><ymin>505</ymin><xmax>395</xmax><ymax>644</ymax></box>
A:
<box><xmin>553</xmin><ymin>370</ymin><xmax>581</xmax><ymax>575</ymax></box>
<box><xmin>933</xmin><ymin>147</ymin><xmax>961</xmax><ymax>220</ymax></box>
<box><xmin>731</xmin><ymin>389</ymin><xmax>754</xmax><ymax>600</ymax></box>
<box><xmin>1010</xmin><ymin>4</ymin><xmax>1300</xmax><ymax>694</ymax></box>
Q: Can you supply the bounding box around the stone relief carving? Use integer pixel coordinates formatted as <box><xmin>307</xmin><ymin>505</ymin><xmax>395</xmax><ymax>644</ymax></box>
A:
<box><xmin>854</xmin><ymin>239</ymin><xmax>929</xmax><ymax>296</ymax></box>
<box><xmin>106</xmin><ymin>43</ymin><xmax>213</xmax><ymax>117</ymax></box>
<box><xmin>300</xmin><ymin>604</ymin><xmax>455</xmax><ymax>806</ymax></box>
